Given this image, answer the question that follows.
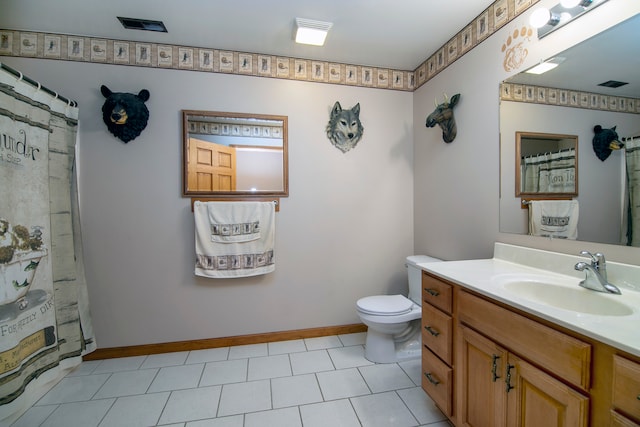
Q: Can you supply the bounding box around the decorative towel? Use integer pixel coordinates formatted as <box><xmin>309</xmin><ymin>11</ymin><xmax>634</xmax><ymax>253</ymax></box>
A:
<box><xmin>528</xmin><ymin>200</ymin><xmax>579</xmax><ymax>240</ymax></box>
<box><xmin>194</xmin><ymin>201</ymin><xmax>275</xmax><ymax>278</ymax></box>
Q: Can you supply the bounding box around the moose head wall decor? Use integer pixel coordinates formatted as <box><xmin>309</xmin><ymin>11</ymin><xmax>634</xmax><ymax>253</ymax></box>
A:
<box><xmin>426</xmin><ymin>93</ymin><xmax>460</xmax><ymax>143</ymax></box>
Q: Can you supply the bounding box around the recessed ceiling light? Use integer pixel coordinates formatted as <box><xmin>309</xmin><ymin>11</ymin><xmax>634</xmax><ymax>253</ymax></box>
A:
<box><xmin>117</xmin><ymin>17</ymin><xmax>168</xmax><ymax>33</ymax></box>
<box><xmin>525</xmin><ymin>57</ymin><xmax>565</xmax><ymax>75</ymax></box>
<box><xmin>294</xmin><ymin>18</ymin><xmax>332</xmax><ymax>46</ymax></box>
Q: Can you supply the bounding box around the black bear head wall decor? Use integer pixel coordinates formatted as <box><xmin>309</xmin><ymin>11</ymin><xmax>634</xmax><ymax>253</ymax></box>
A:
<box><xmin>100</xmin><ymin>85</ymin><xmax>150</xmax><ymax>143</ymax></box>
<box><xmin>426</xmin><ymin>93</ymin><xmax>460</xmax><ymax>143</ymax></box>
<box><xmin>592</xmin><ymin>125</ymin><xmax>624</xmax><ymax>161</ymax></box>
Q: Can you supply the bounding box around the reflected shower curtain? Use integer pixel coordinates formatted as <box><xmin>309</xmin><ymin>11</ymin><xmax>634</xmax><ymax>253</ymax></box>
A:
<box><xmin>521</xmin><ymin>148</ymin><xmax>576</xmax><ymax>193</ymax></box>
<box><xmin>0</xmin><ymin>65</ymin><xmax>95</xmax><ymax>424</ymax></box>
<box><xmin>625</xmin><ymin>138</ymin><xmax>640</xmax><ymax>246</ymax></box>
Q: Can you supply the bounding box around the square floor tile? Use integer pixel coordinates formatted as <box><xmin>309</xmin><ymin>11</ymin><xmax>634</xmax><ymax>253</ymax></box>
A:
<box><xmin>93</xmin><ymin>368</ymin><xmax>158</xmax><ymax>398</ymax></box>
<box><xmin>66</xmin><ymin>360</ymin><xmax>101</xmax><ymax>377</ymax></box>
<box><xmin>92</xmin><ymin>356</ymin><xmax>147</xmax><ymax>374</ymax></box>
<box><xmin>316</xmin><ymin>368</ymin><xmax>370</xmax><ymax>400</ymax></box>
<box><xmin>397</xmin><ymin>387</ymin><xmax>448</xmax><ymax>425</ymax></box>
<box><xmin>268</xmin><ymin>339</ymin><xmax>306</xmax><ymax>355</ymax></box>
<box><xmin>98</xmin><ymin>392</ymin><xmax>169</xmax><ymax>427</ymax></box>
<box><xmin>247</xmin><ymin>354</ymin><xmax>291</xmax><ymax>380</ymax></box>
<box><xmin>140</xmin><ymin>351</ymin><xmax>189</xmax><ymax>369</ymax></box>
<box><xmin>199</xmin><ymin>358</ymin><xmax>247</xmax><ymax>386</ymax></box>
<box><xmin>289</xmin><ymin>350</ymin><xmax>335</xmax><ymax>375</ymax></box>
<box><xmin>217</xmin><ymin>380</ymin><xmax>271</xmax><ymax>416</ymax></box>
<box><xmin>338</xmin><ymin>332</ymin><xmax>366</xmax><ymax>346</ymax></box>
<box><xmin>299</xmin><ymin>399</ymin><xmax>361</xmax><ymax>427</ymax></box>
<box><xmin>40</xmin><ymin>399</ymin><xmax>114</xmax><ymax>427</ymax></box>
<box><xmin>359</xmin><ymin>363</ymin><xmax>414</xmax><ymax>393</ymax></box>
<box><xmin>158</xmin><ymin>385</ymin><xmax>222</xmax><ymax>424</ymax></box>
<box><xmin>304</xmin><ymin>336</ymin><xmax>342</xmax><ymax>350</ymax></box>
<box><xmin>245</xmin><ymin>407</ymin><xmax>301</xmax><ymax>427</ymax></box>
<box><xmin>37</xmin><ymin>374</ymin><xmax>110</xmax><ymax>405</ymax></box>
<box><xmin>186</xmin><ymin>347</ymin><xmax>229</xmax><ymax>364</ymax></box>
<box><xmin>272</xmin><ymin>374</ymin><xmax>323</xmax><ymax>408</ymax></box>
<box><xmin>227</xmin><ymin>343</ymin><xmax>267</xmax><ymax>359</ymax></box>
<box><xmin>398</xmin><ymin>358</ymin><xmax>423</xmax><ymax>386</ymax></box>
<box><xmin>10</xmin><ymin>405</ymin><xmax>57</xmax><ymax>427</ymax></box>
<box><xmin>327</xmin><ymin>345</ymin><xmax>374</xmax><ymax>369</ymax></box>
<box><xmin>148</xmin><ymin>363</ymin><xmax>204</xmax><ymax>392</ymax></box>
<box><xmin>185</xmin><ymin>415</ymin><xmax>244</xmax><ymax>426</ymax></box>
<box><xmin>351</xmin><ymin>391</ymin><xmax>418</xmax><ymax>427</ymax></box>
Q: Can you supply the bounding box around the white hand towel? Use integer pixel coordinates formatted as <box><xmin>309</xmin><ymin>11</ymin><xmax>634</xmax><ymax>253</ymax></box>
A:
<box><xmin>194</xmin><ymin>201</ymin><xmax>275</xmax><ymax>278</ymax></box>
<box><xmin>528</xmin><ymin>200</ymin><xmax>579</xmax><ymax>240</ymax></box>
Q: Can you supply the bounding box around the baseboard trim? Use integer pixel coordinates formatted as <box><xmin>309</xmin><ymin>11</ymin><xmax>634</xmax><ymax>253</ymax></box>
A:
<box><xmin>83</xmin><ymin>323</ymin><xmax>367</xmax><ymax>360</ymax></box>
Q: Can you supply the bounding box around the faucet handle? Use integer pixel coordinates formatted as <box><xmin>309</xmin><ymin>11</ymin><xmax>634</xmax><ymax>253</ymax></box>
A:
<box><xmin>579</xmin><ymin>250</ymin><xmax>598</xmax><ymax>265</ymax></box>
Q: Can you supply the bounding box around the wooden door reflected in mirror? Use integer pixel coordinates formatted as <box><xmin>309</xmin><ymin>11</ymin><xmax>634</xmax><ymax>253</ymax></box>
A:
<box><xmin>182</xmin><ymin>110</ymin><xmax>288</xmax><ymax>197</ymax></box>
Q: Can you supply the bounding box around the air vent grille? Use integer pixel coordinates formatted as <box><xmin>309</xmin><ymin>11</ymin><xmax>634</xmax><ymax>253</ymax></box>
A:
<box><xmin>598</xmin><ymin>80</ymin><xmax>628</xmax><ymax>88</ymax></box>
<box><xmin>117</xmin><ymin>17</ymin><xmax>167</xmax><ymax>33</ymax></box>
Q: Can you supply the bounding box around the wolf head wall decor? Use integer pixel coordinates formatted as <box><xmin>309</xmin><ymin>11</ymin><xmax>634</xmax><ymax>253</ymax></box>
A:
<box><xmin>100</xmin><ymin>85</ymin><xmax>150</xmax><ymax>143</ymax></box>
<box><xmin>426</xmin><ymin>93</ymin><xmax>460</xmax><ymax>143</ymax></box>
<box><xmin>592</xmin><ymin>125</ymin><xmax>624</xmax><ymax>161</ymax></box>
<box><xmin>326</xmin><ymin>101</ymin><xmax>364</xmax><ymax>153</ymax></box>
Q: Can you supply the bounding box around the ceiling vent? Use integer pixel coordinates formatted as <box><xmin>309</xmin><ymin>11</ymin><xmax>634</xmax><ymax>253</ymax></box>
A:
<box><xmin>117</xmin><ymin>17</ymin><xmax>168</xmax><ymax>33</ymax></box>
<box><xmin>598</xmin><ymin>80</ymin><xmax>628</xmax><ymax>89</ymax></box>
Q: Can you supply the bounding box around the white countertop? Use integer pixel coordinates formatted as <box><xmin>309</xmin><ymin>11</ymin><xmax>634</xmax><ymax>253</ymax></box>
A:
<box><xmin>419</xmin><ymin>243</ymin><xmax>640</xmax><ymax>357</ymax></box>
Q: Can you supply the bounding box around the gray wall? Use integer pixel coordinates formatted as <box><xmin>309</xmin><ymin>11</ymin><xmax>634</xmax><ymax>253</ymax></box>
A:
<box><xmin>413</xmin><ymin>0</ymin><xmax>640</xmax><ymax>265</ymax></box>
<box><xmin>2</xmin><ymin>58</ymin><xmax>414</xmax><ymax>348</ymax></box>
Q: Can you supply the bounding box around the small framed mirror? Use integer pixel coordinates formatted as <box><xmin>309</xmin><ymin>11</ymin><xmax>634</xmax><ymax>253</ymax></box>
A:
<box><xmin>515</xmin><ymin>131</ymin><xmax>578</xmax><ymax>197</ymax></box>
<box><xmin>182</xmin><ymin>110</ymin><xmax>288</xmax><ymax>197</ymax></box>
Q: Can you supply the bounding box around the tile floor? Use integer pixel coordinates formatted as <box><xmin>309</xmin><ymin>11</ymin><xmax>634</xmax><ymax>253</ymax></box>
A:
<box><xmin>10</xmin><ymin>333</ymin><xmax>451</xmax><ymax>427</ymax></box>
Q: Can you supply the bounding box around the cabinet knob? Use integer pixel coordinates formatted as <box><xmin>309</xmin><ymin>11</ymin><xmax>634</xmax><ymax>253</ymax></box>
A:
<box><xmin>424</xmin><ymin>325</ymin><xmax>440</xmax><ymax>337</ymax></box>
<box><xmin>424</xmin><ymin>288</ymin><xmax>440</xmax><ymax>297</ymax></box>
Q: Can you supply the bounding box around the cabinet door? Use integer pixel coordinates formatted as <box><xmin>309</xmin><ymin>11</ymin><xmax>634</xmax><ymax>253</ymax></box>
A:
<box><xmin>506</xmin><ymin>354</ymin><xmax>589</xmax><ymax>427</ymax></box>
<box><xmin>458</xmin><ymin>326</ymin><xmax>508</xmax><ymax>427</ymax></box>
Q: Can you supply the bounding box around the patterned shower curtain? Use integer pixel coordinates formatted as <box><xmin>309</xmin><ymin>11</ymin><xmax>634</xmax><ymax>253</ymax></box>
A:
<box><xmin>0</xmin><ymin>64</ymin><xmax>95</xmax><ymax>424</ymax></box>
<box><xmin>625</xmin><ymin>138</ymin><xmax>640</xmax><ymax>247</ymax></box>
<box><xmin>521</xmin><ymin>148</ymin><xmax>576</xmax><ymax>193</ymax></box>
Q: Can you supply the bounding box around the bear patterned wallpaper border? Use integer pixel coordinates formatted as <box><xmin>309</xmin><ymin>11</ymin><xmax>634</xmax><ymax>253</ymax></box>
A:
<box><xmin>500</xmin><ymin>83</ymin><xmax>640</xmax><ymax>115</ymax></box>
<box><xmin>0</xmin><ymin>0</ymin><xmax>543</xmax><ymax>92</ymax></box>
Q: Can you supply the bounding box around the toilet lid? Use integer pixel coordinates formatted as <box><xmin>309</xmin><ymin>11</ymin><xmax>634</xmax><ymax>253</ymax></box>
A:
<box><xmin>356</xmin><ymin>295</ymin><xmax>414</xmax><ymax>316</ymax></box>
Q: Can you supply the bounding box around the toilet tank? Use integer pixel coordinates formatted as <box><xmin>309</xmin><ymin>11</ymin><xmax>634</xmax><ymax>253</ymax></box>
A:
<box><xmin>406</xmin><ymin>255</ymin><xmax>442</xmax><ymax>304</ymax></box>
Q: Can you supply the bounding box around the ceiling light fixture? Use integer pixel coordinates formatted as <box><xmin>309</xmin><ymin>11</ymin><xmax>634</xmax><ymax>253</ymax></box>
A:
<box><xmin>529</xmin><ymin>0</ymin><xmax>608</xmax><ymax>38</ymax></box>
<box><xmin>294</xmin><ymin>18</ymin><xmax>332</xmax><ymax>46</ymax></box>
<box><xmin>525</xmin><ymin>57</ymin><xmax>566</xmax><ymax>75</ymax></box>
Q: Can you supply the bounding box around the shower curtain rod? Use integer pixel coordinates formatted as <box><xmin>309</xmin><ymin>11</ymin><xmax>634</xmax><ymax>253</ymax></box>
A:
<box><xmin>0</xmin><ymin>61</ymin><xmax>77</xmax><ymax>107</ymax></box>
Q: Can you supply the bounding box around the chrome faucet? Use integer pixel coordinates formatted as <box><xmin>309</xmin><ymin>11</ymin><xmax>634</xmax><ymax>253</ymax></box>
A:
<box><xmin>574</xmin><ymin>251</ymin><xmax>621</xmax><ymax>294</ymax></box>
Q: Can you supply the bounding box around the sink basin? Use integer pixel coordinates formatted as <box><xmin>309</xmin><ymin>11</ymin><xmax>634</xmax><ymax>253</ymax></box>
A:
<box><xmin>495</xmin><ymin>276</ymin><xmax>634</xmax><ymax>316</ymax></box>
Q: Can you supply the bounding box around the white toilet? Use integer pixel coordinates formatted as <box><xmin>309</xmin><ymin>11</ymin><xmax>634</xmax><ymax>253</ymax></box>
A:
<box><xmin>356</xmin><ymin>255</ymin><xmax>442</xmax><ymax>363</ymax></box>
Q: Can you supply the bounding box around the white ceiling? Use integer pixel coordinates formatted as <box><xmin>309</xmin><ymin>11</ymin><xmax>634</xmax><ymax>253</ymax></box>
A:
<box><xmin>0</xmin><ymin>0</ymin><xmax>496</xmax><ymax>70</ymax></box>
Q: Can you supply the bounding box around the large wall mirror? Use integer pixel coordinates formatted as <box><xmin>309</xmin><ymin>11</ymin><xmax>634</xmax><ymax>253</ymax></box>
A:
<box><xmin>500</xmin><ymin>13</ymin><xmax>640</xmax><ymax>246</ymax></box>
<box><xmin>515</xmin><ymin>131</ymin><xmax>578</xmax><ymax>197</ymax></box>
<box><xmin>182</xmin><ymin>110</ymin><xmax>288</xmax><ymax>197</ymax></box>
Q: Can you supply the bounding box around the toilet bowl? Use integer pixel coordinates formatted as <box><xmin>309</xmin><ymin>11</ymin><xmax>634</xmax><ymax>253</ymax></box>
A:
<box><xmin>356</xmin><ymin>255</ymin><xmax>441</xmax><ymax>363</ymax></box>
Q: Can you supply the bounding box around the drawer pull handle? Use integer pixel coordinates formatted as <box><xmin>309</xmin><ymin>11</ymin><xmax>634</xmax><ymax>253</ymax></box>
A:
<box><xmin>424</xmin><ymin>326</ymin><xmax>440</xmax><ymax>336</ymax></box>
<box><xmin>424</xmin><ymin>372</ymin><xmax>440</xmax><ymax>386</ymax></box>
<box><xmin>505</xmin><ymin>364</ymin><xmax>515</xmax><ymax>393</ymax></box>
<box><xmin>491</xmin><ymin>354</ymin><xmax>501</xmax><ymax>382</ymax></box>
<box><xmin>424</xmin><ymin>288</ymin><xmax>440</xmax><ymax>297</ymax></box>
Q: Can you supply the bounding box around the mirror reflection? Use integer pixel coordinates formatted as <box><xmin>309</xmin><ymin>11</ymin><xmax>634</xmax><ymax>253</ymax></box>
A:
<box><xmin>499</xmin><ymin>14</ymin><xmax>640</xmax><ymax>246</ymax></box>
<box><xmin>182</xmin><ymin>110</ymin><xmax>288</xmax><ymax>197</ymax></box>
<box><xmin>515</xmin><ymin>132</ymin><xmax>578</xmax><ymax>197</ymax></box>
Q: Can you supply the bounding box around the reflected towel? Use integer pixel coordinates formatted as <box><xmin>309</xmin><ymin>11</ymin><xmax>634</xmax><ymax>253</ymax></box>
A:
<box><xmin>528</xmin><ymin>200</ymin><xmax>579</xmax><ymax>240</ymax></box>
<box><xmin>194</xmin><ymin>201</ymin><xmax>275</xmax><ymax>278</ymax></box>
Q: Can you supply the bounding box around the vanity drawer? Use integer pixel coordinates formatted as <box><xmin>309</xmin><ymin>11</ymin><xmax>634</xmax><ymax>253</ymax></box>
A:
<box><xmin>612</xmin><ymin>355</ymin><xmax>640</xmax><ymax>421</ymax></box>
<box><xmin>422</xmin><ymin>272</ymin><xmax>452</xmax><ymax>313</ymax></box>
<box><xmin>422</xmin><ymin>303</ymin><xmax>453</xmax><ymax>365</ymax></box>
<box><xmin>422</xmin><ymin>347</ymin><xmax>453</xmax><ymax>416</ymax></box>
<box><xmin>458</xmin><ymin>290</ymin><xmax>591</xmax><ymax>390</ymax></box>
<box><xmin>610</xmin><ymin>410</ymin><xmax>640</xmax><ymax>427</ymax></box>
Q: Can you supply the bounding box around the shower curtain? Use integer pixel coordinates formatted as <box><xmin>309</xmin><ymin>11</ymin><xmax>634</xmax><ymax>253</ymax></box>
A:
<box><xmin>521</xmin><ymin>148</ymin><xmax>576</xmax><ymax>193</ymax></box>
<box><xmin>0</xmin><ymin>64</ymin><xmax>95</xmax><ymax>424</ymax></box>
<box><xmin>625</xmin><ymin>137</ymin><xmax>640</xmax><ymax>246</ymax></box>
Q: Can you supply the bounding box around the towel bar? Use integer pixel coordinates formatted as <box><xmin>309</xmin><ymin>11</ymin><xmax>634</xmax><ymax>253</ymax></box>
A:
<box><xmin>190</xmin><ymin>197</ymin><xmax>280</xmax><ymax>212</ymax></box>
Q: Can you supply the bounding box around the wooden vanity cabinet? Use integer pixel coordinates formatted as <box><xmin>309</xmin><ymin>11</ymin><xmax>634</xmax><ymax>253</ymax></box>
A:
<box><xmin>611</xmin><ymin>355</ymin><xmax>640</xmax><ymax>425</ymax></box>
<box><xmin>421</xmin><ymin>272</ymin><xmax>454</xmax><ymax>416</ymax></box>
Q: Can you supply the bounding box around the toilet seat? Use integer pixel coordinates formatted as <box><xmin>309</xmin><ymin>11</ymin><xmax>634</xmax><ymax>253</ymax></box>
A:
<box><xmin>356</xmin><ymin>295</ymin><xmax>414</xmax><ymax>316</ymax></box>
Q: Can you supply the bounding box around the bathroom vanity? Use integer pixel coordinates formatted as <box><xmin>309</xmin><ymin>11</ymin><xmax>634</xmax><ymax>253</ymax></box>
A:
<box><xmin>419</xmin><ymin>243</ymin><xmax>640</xmax><ymax>427</ymax></box>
